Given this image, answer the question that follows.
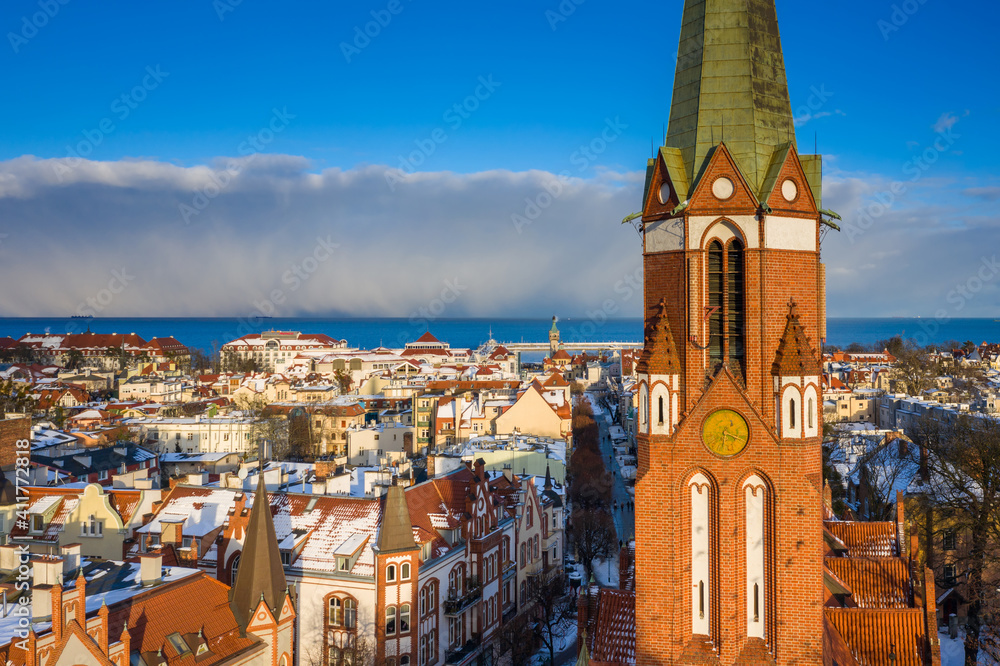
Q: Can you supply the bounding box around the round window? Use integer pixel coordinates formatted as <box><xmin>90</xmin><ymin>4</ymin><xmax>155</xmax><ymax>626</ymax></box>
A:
<box><xmin>712</xmin><ymin>177</ymin><xmax>735</xmax><ymax>200</ymax></box>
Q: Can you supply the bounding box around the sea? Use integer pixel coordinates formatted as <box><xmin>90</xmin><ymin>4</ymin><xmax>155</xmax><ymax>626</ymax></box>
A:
<box><xmin>1</xmin><ymin>317</ymin><xmax>1000</xmax><ymax>355</ymax></box>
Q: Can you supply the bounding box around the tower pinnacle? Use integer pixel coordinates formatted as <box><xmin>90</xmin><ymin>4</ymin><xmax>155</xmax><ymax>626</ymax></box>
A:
<box><xmin>666</xmin><ymin>0</ymin><xmax>796</xmax><ymax>192</ymax></box>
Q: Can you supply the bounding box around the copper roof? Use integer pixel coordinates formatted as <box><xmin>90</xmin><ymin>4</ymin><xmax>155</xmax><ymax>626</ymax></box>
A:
<box><xmin>637</xmin><ymin>298</ymin><xmax>680</xmax><ymax>376</ymax></box>
<box><xmin>377</xmin><ymin>483</ymin><xmax>417</xmax><ymax>554</ymax></box>
<box><xmin>229</xmin><ymin>474</ymin><xmax>287</xmax><ymax>632</ymax></box>
<box><xmin>771</xmin><ymin>300</ymin><xmax>821</xmax><ymax>376</ymax></box>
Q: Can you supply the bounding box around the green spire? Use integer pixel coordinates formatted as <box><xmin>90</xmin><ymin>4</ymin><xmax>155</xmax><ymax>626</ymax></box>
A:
<box><xmin>665</xmin><ymin>0</ymin><xmax>796</xmax><ymax>192</ymax></box>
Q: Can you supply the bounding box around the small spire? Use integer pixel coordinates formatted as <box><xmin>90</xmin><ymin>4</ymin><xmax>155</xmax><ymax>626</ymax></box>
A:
<box><xmin>544</xmin><ymin>464</ymin><xmax>553</xmax><ymax>490</ymax></box>
<box><xmin>771</xmin><ymin>299</ymin><xmax>821</xmax><ymax>376</ymax></box>
<box><xmin>637</xmin><ymin>298</ymin><xmax>680</xmax><ymax>375</ymax></box>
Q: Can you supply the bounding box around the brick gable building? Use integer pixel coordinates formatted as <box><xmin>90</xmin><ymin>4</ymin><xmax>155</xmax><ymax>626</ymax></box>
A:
<box><xmin>612</xmin><ymin>1</ymin><xmax>943</xmax><ymax>664</ymax></box>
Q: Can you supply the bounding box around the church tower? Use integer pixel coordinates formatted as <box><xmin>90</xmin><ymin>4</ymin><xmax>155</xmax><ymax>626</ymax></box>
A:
<box><xmin>634</xmin><ymin>1</ymin><xmax>826</xmax><ymax>663</ymax></box>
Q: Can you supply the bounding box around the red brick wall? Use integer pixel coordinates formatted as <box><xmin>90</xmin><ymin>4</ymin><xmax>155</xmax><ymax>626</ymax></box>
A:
<box><xmin>636</xmin><ymin>149</ymin><xmax>825</xmax><ymax>664</ymax></box>
<box><xmin>0</xmin><ymin>416</ymin><xmax>30</xmax><ymax>469</ymax></box>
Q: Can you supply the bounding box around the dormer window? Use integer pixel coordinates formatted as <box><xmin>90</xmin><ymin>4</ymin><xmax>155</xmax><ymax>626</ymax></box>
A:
<box><xmin>30</xmin><ymin>515</ymin><xmax>44</xmax><ymax>534</ymax></box>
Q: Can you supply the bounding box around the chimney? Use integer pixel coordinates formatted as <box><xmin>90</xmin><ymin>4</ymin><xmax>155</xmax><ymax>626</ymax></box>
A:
<box><xmin>140</xmin><ymin>553</ymin><xmax>163</xmax><ymax>587</ymax></box>
<box><xmin>161</xmin><ymin>519</ymin><xmax>184</xmax><ymax>547</ymax></box>
<box><xmin>311</xmin><ymin>480</ymin><xmax>327</xmax><ymax>495</ymax></box>
<box><xmin>32</xmin><ymin>585</ymin><xmax>53</xmax><ymax>622</ymax></box>
<box><xmin>0</xmin><ymin>545</ymin><xmax>18</xmax><ymax>572</ymax></box>
<box><xmin>187</xmin><ymin>471</ymin><xmax>208</xmax><ymax>486</ymax></box>
<box><xmin>60</xmin><ymin>544</ymin><xmax>82</xmax><ymax>577</ymax></box>
<box><xmin>32</xmin><ymin>556</ymin><xmax>63</xmax><ymax>587</ymax></box>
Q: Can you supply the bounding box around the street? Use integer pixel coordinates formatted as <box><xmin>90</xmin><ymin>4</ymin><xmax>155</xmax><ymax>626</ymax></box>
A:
<box><xmin>589</xmin><ymin>391</ymin><xmax>635</xmax><ymax>544</ymax></box>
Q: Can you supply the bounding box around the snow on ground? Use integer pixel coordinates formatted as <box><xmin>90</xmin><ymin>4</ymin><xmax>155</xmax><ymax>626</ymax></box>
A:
<box><xmin>941</xmin><ymin>631</ymin><xmax>964</xmax><ymax>666</ymax></box>
<box><xmin>939</xmin><ymin>630</ymin><xmax>1000</xmax><ymax>666</ymax></box>
<box><xmin>592</xmin><ymin>557</ymin><xmax>620</xmax><ymax>589</ymax></box>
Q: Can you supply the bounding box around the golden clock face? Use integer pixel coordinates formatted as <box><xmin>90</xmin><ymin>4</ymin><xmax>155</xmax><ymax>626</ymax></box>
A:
<box><xmin>702</xmin><ymin>409</ymin><xmax>750</xmax><ymax>457</ymax></box>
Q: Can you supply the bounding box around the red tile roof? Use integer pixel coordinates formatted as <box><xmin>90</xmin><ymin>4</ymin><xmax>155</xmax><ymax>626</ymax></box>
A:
<box><xmin>107</xmin><ymin>575</ymin><xmax>260</xmax><ymax>665</ymax></box>
<box><xmin>825</xmin><ymin>557</ymin><xmax>912</xmax><ymax>609</ymax></box>
<box><xmin>825</xmin><ymin>521</ymin><xmax>897</xmax><ymax>558</ymax></box>
<box><xmin>590</xmin><ymin>589</ymin><xmax>636</xmax><ymax>665</ymax></box>
<box><xmin>414</xmin><ymin>332</ymin><xmax>442</xmax><ymax>343</ymax></box>
<box><xmin>825</xmin><ymin>608</ymin><xmax>930</xmax><ymax>666</ymax></box>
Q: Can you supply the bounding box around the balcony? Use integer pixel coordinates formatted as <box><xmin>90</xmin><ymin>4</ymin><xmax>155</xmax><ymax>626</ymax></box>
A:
<box><xmin>445</xmin><ymin>637</ymin><xmax>481</xmax><ymax>665</ymax></box>
<box><xmin>502</xmin><ymin>602</ymin><xmax>517</xmax><ymax>623</ymax></box>
<box><xmin>501</xmin><ymin>560</ymin><xmax>516</xmax><ymax>581</ymax></box>
<box><xmin>443</xmin><ymin>579</ymin><xmax>482</xmax><ymax>616</ymax></box>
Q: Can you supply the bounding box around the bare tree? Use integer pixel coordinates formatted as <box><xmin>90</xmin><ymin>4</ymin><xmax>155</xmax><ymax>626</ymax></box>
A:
<box><xmin>235</xmin><ymin>394</ymin><xmax>290</xmax><ymax>461</ymax></box>
<box><xmin>851</xmin><ymin>434</ymin><xmax>921</xmax><ymax>521</ymax></box>
<box><xmin>528</xmin><ymin>570</ymin><xmax>576</xmax><ymax>666</ymax></box>
<box><xmin>490</xmin><ymin>613</ymin><xmax>536</xmax><ymax>666</ymax></box>
<box><xmin>909</xmin><ymin>414</ymin><xmax>1000</xmax><ymax>664</ymax></box>
<box><xmin>0</xmin><ymin>379</ymin><xmax>35</xmax><ymax>414</ymax></box>
<box><xmin>892</xmin><ymin>342</ymin><xmax>939</xmax><ymax>396</ymax></box>
<box><xmin>567</xmin><ymin>507</ymin><xmax>617</xmax><ymax>584</ymax></box>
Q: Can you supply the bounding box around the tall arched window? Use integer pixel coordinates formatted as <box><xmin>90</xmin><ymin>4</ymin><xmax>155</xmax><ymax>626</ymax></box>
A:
<box><xmin>690</xmin><ymin>473</ymin><xmax>713</xmax><ymax>636</ymax></box>
<box><xmin>386</xmin><ymin>607</ymin><xmax>396</xmax><ymax>636</ymax></box>
<box><xmin>707</xmin><ymin>238</ymin><xmax>746</xmax><ymax>377</ymax></box>
<box><xmin>387</xmin><ymin>564</ymin><xmax>396</xmax><ymax>582</ymax></box>
<box><xmin>400</xmin><ymin>604</ymin><xmax>411</xmax><ymax>633</ymax></box>
<box><xmin>401</xmin><ymin>562</ymin><xmax>411</xmax><ymax>581</ymax></box>
<box><xmin>657</xmin><ymin>396</ymin><xmax>664</xmax><ymax>425</ymax></box>
<box><xmin>789</xmin><ymin>398</ymin><xmax>797</xmax><ymax>429</ymax></box>
<box><xmin>744</xmin><ymin>475</ymin><xmax>768</xmax><ymax>639</ymax></box>
<box><xmin>230</xmin><ymin>554</ymin><xmax>240</xmax><ymax>584</ymax></box>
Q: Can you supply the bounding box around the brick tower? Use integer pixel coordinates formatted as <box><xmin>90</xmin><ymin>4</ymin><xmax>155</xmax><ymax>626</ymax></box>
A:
<box><xmin>634</xmin><ymin>1</ymin><xmax>827</xmax><ymax>663</ymax></box>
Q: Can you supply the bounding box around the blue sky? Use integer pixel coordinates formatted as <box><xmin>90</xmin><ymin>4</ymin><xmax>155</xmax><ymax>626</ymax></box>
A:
<box><xmin>0</xmin><ymin>0</ymin><xmax>998</xmax><ymax>319</ymax></box>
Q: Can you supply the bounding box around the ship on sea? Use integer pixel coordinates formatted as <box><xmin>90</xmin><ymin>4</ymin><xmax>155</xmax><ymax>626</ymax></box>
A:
<box><xmin>70</xmin><ymin>315</ymin><xmax>94</xmax><ymax>319</ymax></box>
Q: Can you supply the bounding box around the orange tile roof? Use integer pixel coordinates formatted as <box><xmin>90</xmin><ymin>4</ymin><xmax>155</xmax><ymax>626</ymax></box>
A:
<box><xmin>108</xmin><ymin>489</ymin><xmax>144</xmax><ymax>526</ymax></box>
<box><xmin>825</xmin><ymin>521</ymin><xmax>897</xmax><ymax>558</ymax></box>
<box><xmin>107</xmin><ymin>575</ymin><xmax>259</xmax><ymax>665</ymax></box>
<box><xmin>825</xmin><ymin>608</ymin><xmax>929</xmax><ymax>666</ymax></box>
<box><xmin>825</xmin><ymin>557</ymin><xmax>912</xmax><ymax>609</ymax></box>
<box><xmin>590</xmin><ymin>589</ymin><xmax>636</xmax><ymax>665</ymax></box>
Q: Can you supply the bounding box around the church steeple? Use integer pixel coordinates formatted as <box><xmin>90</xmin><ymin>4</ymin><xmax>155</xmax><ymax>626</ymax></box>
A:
<box><xmin>229</xmin><ymin>472</ymin><xmax>287</xmax><ymax>634</ymax></box>
<box><xmin>665</xmin><ymin>0</ymin><xmax>796</xmax><ymax>193</ymax></box>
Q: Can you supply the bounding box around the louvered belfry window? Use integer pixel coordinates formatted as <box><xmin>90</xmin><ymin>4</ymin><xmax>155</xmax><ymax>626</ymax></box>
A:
<box><xmin>708</xmin><ymin>239</ymin><xmax>746</xmax><ymax>377</ymax></box>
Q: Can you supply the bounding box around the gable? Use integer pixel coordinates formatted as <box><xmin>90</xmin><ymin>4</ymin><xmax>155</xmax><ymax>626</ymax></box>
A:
<box><xmin>642</xmin><ymin>148</ymin><xmax>688</xmax><ymax>220</ymax></box>
<box><xmin>51</xmin><ymin>625</ymin><xmax>114</xmax><ymax>666</ymax></box>
<box><xmin>674</xmin><ymin>366</ymin><xmax>779</xmax><ymax>457</ymax></box>
<box><xmin>761</xmin><ymin>143</ymin><xmax>819</xmax><ymax>216</ymax></box>
<box><xmin>686</xmin><ymin>143</ymin><xmax>760</xmax><ymax>216</ymax></box>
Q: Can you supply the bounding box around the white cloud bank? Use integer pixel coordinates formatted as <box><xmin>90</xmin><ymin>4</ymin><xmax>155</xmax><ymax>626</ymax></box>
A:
<box><xmin>0</xmin><ymin>154</ymin><xmax>996</xmax><ymax>320</ymax></box>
